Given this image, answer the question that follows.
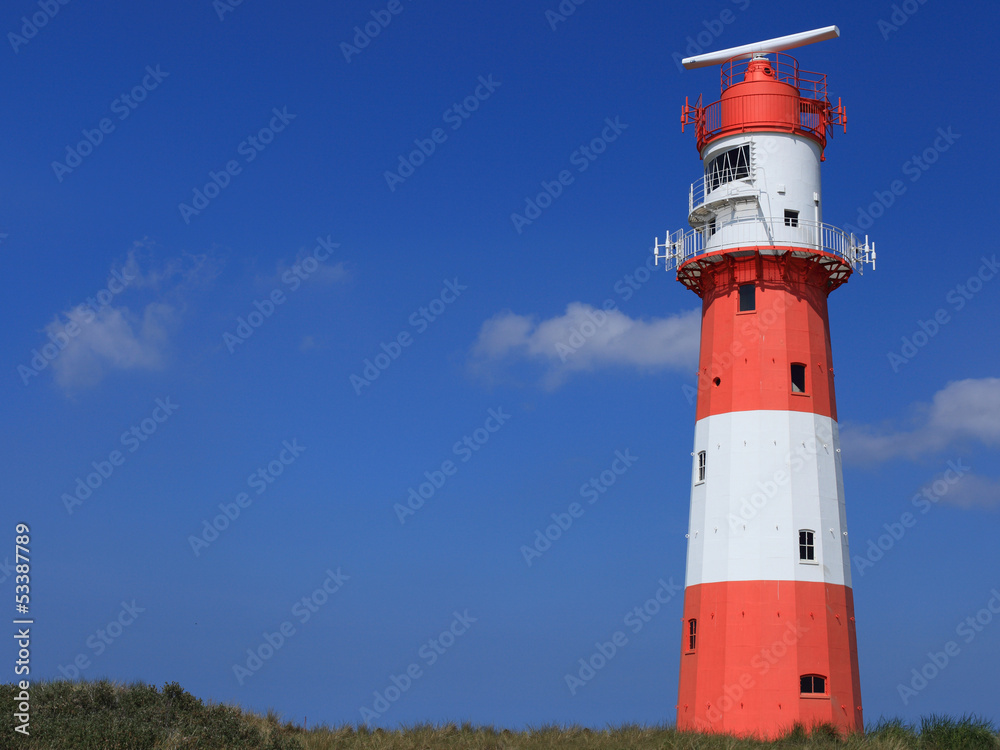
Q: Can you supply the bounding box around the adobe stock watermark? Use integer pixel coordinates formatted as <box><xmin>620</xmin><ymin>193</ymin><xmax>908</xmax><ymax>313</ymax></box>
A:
<box><xmin>178</xmin><ymin>106</ymin><xmax>296</xmax><ymax>223</ymax></box>
<box><xmin>51</xmin><ymin>65</ymin><xmax>169</xmax><ymax>182</ymax></box>
<box><xmin>359</xmin><ymin>610</ymin><xmax>477</xmax><ymax>722</ymax></box>
<box><xmin>725</xmin><ymin>429</ymin><xmax>831</xmax><ymax>531</ymax></box>
<box><xmin>350</xmin><ymin>278</ymin><xmax>467</xmax><ymax>395</ymax></box>
<box><xmin>0</xmin><ymin>557</ymin><xmax>16</xmax><ymax>585</ymax></box>
<box><xmin>188</xmin><ymin>439</ymin><xmax>306</xmax><ymax>555</ymax></box>
<box><xmin>670</xmin><ymin>0</ymin><xmax>752</xmax><ymax>73</ymax></box>
<box><xmin>897</xmin><ymin>587</ymin><xmax>1000</xmax><ymax>705</ymax></box>
<box><xmin>877</xmin><ymin>0</ymin><xmax>930</xmax><ymax>40</ymax></box>
<box><xmin>232</xmin><ymin>568</ymin><xmax>349</xmax><ymax>685</ymax></box>
<box><xmin>56</xmin><ymin>600</ymin><xmax>145</xmax><ymax>679</ymax></box>
<box><xmin>692</xmin><ymin>619</ymin><xmax>809</xmax><ymax>728</ymax></box>
<box><xmin>213</xmin><ymin>0</ymin><xmax>247</xmax><ymax>21</ymax></box>
<box><xmin>557</xmin><ymin>249</ymin><xmax>665</xmax><ymax>363</ymax></box>
<box><xmin>223</xmin><ymin>235</ymin><xmax>340</xmax><ymax>353</ymax></box>
<box><xmin>341</xmin><ymin>0</ymin><xmax>411</xmax><ymax>63</ymax></box>
<box><xmin>509</xmin><ymin>117</ymin><xmax>628</xmax><ymax>234</ymax></box>
<box><xmin>395</xmin><ymin>408</ymin><xmax>512</xmax><ymax>524</ymax></box>
<box><xmin>18</xmin><ymin>265</ymin><xmax>137</xmax><ymax>386</ymax></box>
<box><xmin>521</xmin><ymin>449</ymin><xmax>638</xmax><ymax>566</ymax></box>
<box><xmin>887</xmin><ymin>255</ymin><xmax>997</xmax><ymax>372</ymax></box>
<box><xmin>384</xmin><ymin>75</ymin><xmax>501</xmax><ymax>191</ymax></box>
<box><xmin>565</xmin><ymin>576</ymin><xmax>680</xmax><ymax>695</ymax></box>
<box><xmin>853</xmin><ymin>459</ymin><xmax>970</xmax><ymax>576</ymax></box>
<box><xmin>843</xmin><ymin>126</ymin><xmax>960</xmax><ymax>237</ymax></box>
<box><xmin>683</xmin><ymin>291</ymin><xmax>795</xmax><ymax>405</ymax></box>
<box><xmin>8</xmin><ymin>0</ymin><xmax>72</xmax><ymax>54</ymax></box>
<box><xmin>545</xmin><ymin>0</ymin><xmax>586</xmax><ymax>31</ymax></box>
<box><xmin>62</xmin><ymin>398</ymin><xmax>180</xmax><ymax>514</ymax></box>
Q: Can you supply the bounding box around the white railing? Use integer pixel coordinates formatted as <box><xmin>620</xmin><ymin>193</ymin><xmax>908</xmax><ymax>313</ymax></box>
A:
<box><xmin>654</xmin><ymin>216</ymin><xmax>876</xmax><ymax>274</ymax></box>
<box><xmin>689</xmin><ymin>170</ymin><xmax>756</xmax><ymax>213</ymax></box>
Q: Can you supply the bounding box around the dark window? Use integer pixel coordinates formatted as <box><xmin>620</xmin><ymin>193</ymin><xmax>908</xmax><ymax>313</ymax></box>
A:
<box><xmin>708</xmin><ymin>217</ymin><xmax>717</xmax><ymax>236</ymax></box>
<box><xmin>800</xmin><ymin>674</ymin><xmax>826</xmax><ymax>694</ymax></box>
<box><xmin>784</xmin><ymin>209</ymin><xmax>799</xmax><ymax>227</ymax></box>
<box><xmin>791</xmin><ymin>363</ymin><xmax>806</xmax><ymax>393</ymax></box>
<box><xmin>706</xmin><ymin>145</ymin><xmax>751</xmax><ymax>191</ymax></box>
<box><xmin>688</xmin><ymin>619</ymin><xmax>697</xmax><ymax>651</ymax></box>
<box><xmin>739</xmin><ymin>284</ymin><xmax>755</xmax><ymax>312</ymax></box>
<box><xmin>799</xmin><ymin>530</ymin><xmax>815</xmax><ymax>561</ymax></box>
<box><xmin>697</xmin><ymin>451</ymin><xmax>706</xmax><ymax>483</ymax></box>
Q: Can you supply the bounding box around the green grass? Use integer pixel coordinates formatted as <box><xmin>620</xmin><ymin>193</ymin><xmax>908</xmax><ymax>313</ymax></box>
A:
<box><xmin>2</xmin><ymin>680</ymin><xmax>998</xmax><ymax>750</ymax></box>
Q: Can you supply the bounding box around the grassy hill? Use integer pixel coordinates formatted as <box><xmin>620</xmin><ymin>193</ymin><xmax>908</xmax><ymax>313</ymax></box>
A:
<box><xmin>2</xmin><ymin>680</ymin><xmax>998</xmax><ymax>750</ymax></box>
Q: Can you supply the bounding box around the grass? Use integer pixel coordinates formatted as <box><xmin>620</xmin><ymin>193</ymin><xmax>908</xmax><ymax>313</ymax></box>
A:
<box><xmin>2</xmin><ymin>680</ymin><xmax>998</xmax><ymax>750</ymax></box>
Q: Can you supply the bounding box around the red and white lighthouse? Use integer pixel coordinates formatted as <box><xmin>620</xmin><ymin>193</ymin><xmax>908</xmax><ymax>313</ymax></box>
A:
<box><xmin>655</xmin><ymin>27</ymin><xmax>875</xmax><ymax>738</ymax></box>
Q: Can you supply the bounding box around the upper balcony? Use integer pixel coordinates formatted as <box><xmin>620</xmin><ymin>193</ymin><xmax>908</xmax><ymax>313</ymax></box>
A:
<box><xmin>681</xmin><ymin>52</ymin><xmax>846</xmax><ymax>153</ymax></box>
<box><xmin>689</xmin><ymin>142</ymin><xmax>759</xmax><ymax>225</ymax></box>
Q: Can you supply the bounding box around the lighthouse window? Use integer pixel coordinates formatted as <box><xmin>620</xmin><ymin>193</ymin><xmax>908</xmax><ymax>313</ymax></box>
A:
<box><xmin>799</xmin><ymin>530</ymin><xmax>815</xmax><ymax>561</ymax></box>
<box><xmin>791</xmin><ymin>363</ymin><xmax>806</xmax><ymax>393</ymax></box>
<box><xmin>687</xmin><ymin>618</ymin><xmax>698</xmax><ymax>652</ymax></box>
<box><xmin>705</xmin><ymin>145</ymin><xmax>751</xmax><ymax>191</ymax></box>
<box><xmin>696</xmin><ymin>451</ymin><xmax>706</xmax><ymax>483</ymax></box>
<box><xmin>800</xmin><ymin>674</ymin><xmax>827</xmax><ymax>695</ymax></box>
<box><xmin>784</xmin><ymin>209</ymin><xmax>800</xmax><ymax>227</ymax></box>
<box><xmin>738</xmin><ymin>284</ymin><xmax>755</xmax><ymax>312</ymax></box>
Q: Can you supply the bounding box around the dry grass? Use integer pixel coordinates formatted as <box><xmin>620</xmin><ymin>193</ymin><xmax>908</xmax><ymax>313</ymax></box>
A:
<box><xmin>2</xmin><ymin>681</ymin><xmax>997</xmax><ymax>750</ymax></box>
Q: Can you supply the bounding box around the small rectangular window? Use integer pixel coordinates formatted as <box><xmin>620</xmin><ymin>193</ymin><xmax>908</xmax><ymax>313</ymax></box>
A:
<box><xmin>687</xmin><ymin>619</ymin><xmax>697</xmax><ymax>652</ymax></box>
<box><xmin>708</xmin><ymin>217</ymin><xmax>717</xmax><ymax>236</ymax></box>
<box><xmin>791</xmin><ymin>363</ymin><xmax>806</xmax><ymax>394</ymax></box>
<box><xmin>784</xmin><ymin>209</ymin><xmax>799</xmax><ymax>227</ymax></box>
<box><xmin>738</xmin><ymin>284</ymin><xmax>755</xmax><ymax>312</ymax></box>
<box><xmin>799</xmin><ymin>530</ymin><xmax>815</xmax><ymax>561</ymax></box>
<box><xmin>696</xmin><ymin>451</ymin><xmax>706</xmax><ymax>483</ymax></box>
<box><xmin>800</xmin><ymin>674</ymin><xmax>826</xmax><ymax>694</ymax></box>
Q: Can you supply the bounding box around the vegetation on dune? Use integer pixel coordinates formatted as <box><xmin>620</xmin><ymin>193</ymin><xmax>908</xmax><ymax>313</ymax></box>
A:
<box><xmin>2</xmin><ymin>680</ymin><xmax>998</xmax><ymax>750</ymax></box>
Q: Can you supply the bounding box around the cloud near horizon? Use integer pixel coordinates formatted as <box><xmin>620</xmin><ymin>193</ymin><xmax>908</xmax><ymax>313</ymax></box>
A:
<box><xmin>470</xmin><ymin>302</ymin><xmax>701</xmax><ymax>389</ymax></box>
<box><xmin>840</xmin><ymin>378</ymin><xmax>1000</xmax><ymax>464</ymax></box>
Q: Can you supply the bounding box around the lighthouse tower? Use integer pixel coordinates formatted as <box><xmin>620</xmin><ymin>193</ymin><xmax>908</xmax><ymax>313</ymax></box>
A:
<box><xmin>655</xmin><ymin>27</ymin><xmax>874</xmax><ymax>738</ymax></box>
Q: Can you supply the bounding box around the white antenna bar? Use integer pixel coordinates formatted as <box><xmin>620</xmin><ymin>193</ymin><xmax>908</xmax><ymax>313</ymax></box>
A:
<box><xmin>681</xmin><ymin>25</ymin><xmax>840</xmax><ymax>69</ymax></box>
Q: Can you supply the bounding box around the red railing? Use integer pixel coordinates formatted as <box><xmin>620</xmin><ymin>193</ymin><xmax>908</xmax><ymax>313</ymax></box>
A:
<box><xmin>721</xmin><ymin>52</ymin><xmax>829</xmax><ymax>102</ymax></box>
<box><xmin>681</xmin><ymin>52</ymin><xmax>846</xmax><ymax>152</ymax></box>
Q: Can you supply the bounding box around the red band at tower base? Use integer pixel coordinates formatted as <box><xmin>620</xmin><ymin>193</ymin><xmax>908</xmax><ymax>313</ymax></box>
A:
<box><xmin>677</xmin><ymin>580</ymin><xmax>862</xmax><ymax>738</ymax></box>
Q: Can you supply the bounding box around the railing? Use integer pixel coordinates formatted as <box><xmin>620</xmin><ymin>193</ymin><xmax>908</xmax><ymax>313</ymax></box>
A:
<box><xmin>700</xmin><ymin>93</ymin><xmax>832</xmax><ymax>148</ymax></box>
<box><xmin>721</xmin><ymin>52</ymin><xmax>828</xmax><ymax>101</ymax></box>
<box><xmin>689</xmin><ymin>167</ymin><xmax>756</xmax><ymax>213</ymax></box>
<box><xmin>654</xmin><ymin>216</ymin><xmax>875</xmax><ymax>274</ymax></box>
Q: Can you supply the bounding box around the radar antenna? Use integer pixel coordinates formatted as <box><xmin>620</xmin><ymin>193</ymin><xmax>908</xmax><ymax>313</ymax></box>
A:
<box><xmin>681</xmin><ymin>25</ymin><xmax>840</xmax><ymax>69</ymax></box>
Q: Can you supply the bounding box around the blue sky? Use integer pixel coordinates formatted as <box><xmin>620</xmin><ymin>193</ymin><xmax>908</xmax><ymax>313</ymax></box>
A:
<box><xmin>2</xmin><ymin>0</ymin><xmax>999</xmax><ymax>731</ymax></box>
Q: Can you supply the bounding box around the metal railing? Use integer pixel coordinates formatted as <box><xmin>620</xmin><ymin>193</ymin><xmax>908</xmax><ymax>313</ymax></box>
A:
<box><xmin>701</xmin><ymin>93</ymin><xmax>830</xmax><ymax>144</ymax></box>
<box><xmin>654</xmin><ymin>215</ymin><xmax>875</xmax><ymax>273</ymax></box>
<box><xmin>721</xmin><ymin>52</ymin><xmax>828</xmax><ymax>101</ymax></box>
<box><xmin>689</xmin><ymin>167</ymin><xmax>757</xmax><ymax>213</ymax></box>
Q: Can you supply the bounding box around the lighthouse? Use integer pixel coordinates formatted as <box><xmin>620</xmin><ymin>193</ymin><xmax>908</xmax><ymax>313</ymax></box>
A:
<box><xmin>655</xmin><ymin>27</ymin><xmax>875</xmax><ymax>737</ymax></box>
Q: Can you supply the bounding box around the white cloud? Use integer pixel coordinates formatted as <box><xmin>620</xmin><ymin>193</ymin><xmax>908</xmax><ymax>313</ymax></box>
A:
<box><xmin>471</xmin><ymin>302</ymin><xmax>701</xmax><ymax>389</ymax></box>
<box><xmin>943</xmin><ymin>474</ymin><xmax>1000</xmax><ymax>509</ymax></box>
<box><xmin>32</xmin><ymin>244</ymin><xmax>222</xmax><ymax>393</ymax></box>
<box><xmin>841</xmin><ymin>378</ymin><xmax>1000</xmax><ymax>463</ymax></box>
<box><xmin>46</xmin><ymin>303</ymin><xmax>175</xmax><ymax>391</ymax></box>
<box><xmin>269</xmin><ymin>243</ymin><xmax>350</xmax><ymax>289</ymax></box>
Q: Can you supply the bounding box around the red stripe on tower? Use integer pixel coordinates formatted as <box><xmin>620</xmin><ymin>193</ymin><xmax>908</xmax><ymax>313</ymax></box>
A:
<box><xmin>655</xmin><ymin>27</ymin><xmax>874</xmax><ymax>739</ymax></box>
